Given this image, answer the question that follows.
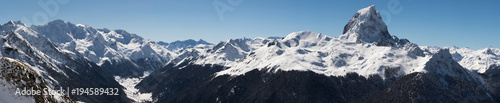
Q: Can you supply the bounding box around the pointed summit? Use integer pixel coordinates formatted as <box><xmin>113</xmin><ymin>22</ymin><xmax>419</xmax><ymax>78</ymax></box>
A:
<box><xmin>5</xmin><ymin>20</ymin><xmax>26</xmax><ymax>26</ymax></box>
<box><xmin>7</xmin><ymin>20</ymin><xmax>15</xmax><ymax>25</ymax></box>
<box><xmin>197</xmin><ymin>39</ymin><xmax>212</xmax><ymax>45</ymax></box>
<box><xmin>339</xmin><ymin>5</ymin><xmax>391</xmax><ymax>43</ymax></box>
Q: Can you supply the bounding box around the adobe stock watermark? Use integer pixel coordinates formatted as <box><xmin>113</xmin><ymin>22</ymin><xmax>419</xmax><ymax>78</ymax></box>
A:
<box><xmin>213</xmin><ymin>0</ymin><xmax>243</xmax><ymax>21</ymax></box>
<box><xmin>21</xmin><ymin>0</ymin><xmax>70</xmax><ymax>25</ymax></box>
<box><xmin>379</xmin><ymin>0</ymin><xmax>413</xmax><ymax>25</ymax></box>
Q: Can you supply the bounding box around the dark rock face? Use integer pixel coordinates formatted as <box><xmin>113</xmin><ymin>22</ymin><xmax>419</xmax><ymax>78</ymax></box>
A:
<box><xmin>0</xmin><ymin>57</ymin><xmax>70</xmax><ymax>102</ymax></box>
<box><xmin>480</xmin><ymin>65</ymin><xmax>500</xmax><ymax>102</ymax></box>
<box><xmin>339</xmin><ymin>5</ymin><xmax>424</xmax><ymax>57</ymax></box>
<box><xmin>168</xmin><ymin>70</ymin><xmax>386</xmax><ymax>103</ymax></box>
<box><xmin>101</xmin><ymin>59</ymin><xmax>141</xmax><ymax>77</ymax></box>
<box><xmin>136</xmin><ymin>61</ymin><xmax>226</xmax><ymax>102</ymax></box>
<box><xmin>54</xmin><ymin>60</ymin><xmax>130</xmax><ymax>103</ymax></box>
<box><xmin>341</xmin><ymin>5</ymin><xmax>391</xmax><ymax>43</ymax></box>
<box><xmin>368</xmin><ymin>73</ymin><xmax>493</xmax><ymax>102</ymax></box>
<box><xmin>101</xmin><ymin>58</ymin><xmax>164</xmax><ymax>77</ymax></box>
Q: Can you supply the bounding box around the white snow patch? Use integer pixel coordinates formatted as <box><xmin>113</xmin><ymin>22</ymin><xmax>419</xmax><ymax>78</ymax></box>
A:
<box><xmin>216</xmin><ymin>33</ymin><xmax>432</xmax><ymax>78</ymax></box>
<box><xmin>114</xmin><ymin>72</ymin><xmax>152</xmax><ymax>102</ymax></box>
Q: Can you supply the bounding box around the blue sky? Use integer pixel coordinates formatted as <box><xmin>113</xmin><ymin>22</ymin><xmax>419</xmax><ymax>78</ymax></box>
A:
<box><xmin>1</xmin><ymin>0</ymin><xmax>498</xmax><ymax>50</ymax></box>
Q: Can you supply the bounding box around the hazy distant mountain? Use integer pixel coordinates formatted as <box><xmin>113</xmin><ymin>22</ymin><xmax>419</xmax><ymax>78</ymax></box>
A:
<box><xmin>158</xmin><ymin>39</ymin><xmax>212</xmax><ymax>53</ymax></box>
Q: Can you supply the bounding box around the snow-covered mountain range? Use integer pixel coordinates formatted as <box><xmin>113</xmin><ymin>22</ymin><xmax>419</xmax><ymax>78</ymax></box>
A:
<box><xmin>136</xmin><ymin>5</ymin><xmax>500</xmax><ymax>103</ymax></box>
<box><xmin>31</xmin><ymin>20</ymin><xmax>178</xmax><ymax>77</ymax></box>
<box><xmin>1</xmin><ymin>4</ymin><xmax>500</xmax><ymax>103</ymax></box>
<box><xmin>159</xmin><ymin>5</ymin><xmax>498</xmax><ymax>79</ymax></box>
<box><xmin>0</xmin><ymin>19</ymin><xmax>213</xmax><ymax>102</ymax></box>
<box><xmin>159</xmin><ymin>39</ymin><xmax>212</xmax><ymax>53</ymax></box>
<box><xmin>421</xmin><ymin>46</ymin><xmax>500</xmax><ymax>73</ymax></box>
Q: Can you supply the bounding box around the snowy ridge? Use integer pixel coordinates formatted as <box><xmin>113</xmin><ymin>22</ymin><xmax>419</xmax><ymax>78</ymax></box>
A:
<box><xmin>211</xmin><ymin>5</ymin><xmax>436</xmax><ymax>78</ymax></box>
<box><xmin>32</xmin><ymin>20</ymin><xmax>175</xmax><ymax>66</ymax></box>
<box><xmin>159</xmin><ymin>40</ymin><xmax>214</xmax><ymax>66</ymax></box>
<box><xmin>0</xmin><ymin>19</ymin><xmax>221</xmax><ymax>102</ymax></box>
<box><xmin>421</xmin><ymin>46</ymin><xmax>500</xmax><ymax>73</ymax></box>
<box><xmin>216</xmin><ymin>31</ymin><xmax>431</xmax><ymax>78</ymax></box>
<box><xmin>191</xmin><ymin>37</ymin><xmax>272</xmax><ymax>67</ymax></box>
<box><xmin>0</xmin><ymin>56</ymin><xmax>72</xmax><ymax>103</ymax></box>
<box><xmin>214</xmin><ymin>33</ymin><xmax>482</xmax><ymax>80</ymax></box>
<box><xmin>0</xmin><ymin>22</ymin><xmax>74</xmax><ymax>84</ymax></box>
<box><xmin>0</xmin><ymin>20</ymin><xmax>185</xmax><ymax>102</ymax></box>
<box><xmin>421</xmin><ymin>49</ymin><xmax>479</xmax><ymax>82</ymax></box>
<box><xmin>159</xmin><ymin>39</ymin><xmax>212</xmax><ymax>53</ymax></box>
<box><xmin>0</xmin><ymin>19</ymin><xmax>188</xmax><ymax>80</ymax></box>
<box><xmin>131</xmin><ymin>5</ymin><xmax>495</xmax><ymax>103</ymax></box>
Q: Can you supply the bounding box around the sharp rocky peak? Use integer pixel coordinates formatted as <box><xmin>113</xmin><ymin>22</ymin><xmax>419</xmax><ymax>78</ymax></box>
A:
<box><xmin>423</xmin><ymin>49</ymin><xmax>479</xmax><ymax>82</ymax></box>
<box><xmin>4</xmin><ymin>20</ymin><xmax>26</xmax><ymax>26</ymax></box>
<box><xmin>339</xmin><ymin>5</ymin><xmax>391</xmax><ymax>43</ymax></box>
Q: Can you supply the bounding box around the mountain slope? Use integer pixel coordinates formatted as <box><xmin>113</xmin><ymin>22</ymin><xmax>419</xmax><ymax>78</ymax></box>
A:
<box><xmin>340</xmin><ymin>5</ymin><xmax>391</xmax><ymax>43</ymax></box>
<box><xmin>193</xmin><ymin>38</ymin><xmax>271</xmax><ymax>66</ymax></box>
<box><xmin>420</xmin><ymin>46</ymin><xmax>500</xmax><ymax>101</ymax></box>
<box><xmin>1</xmin><ymin>4</ymin><xmax>497</xmax><ymax>103</ymax></box>
<box><xmin>1</xmin><ymin>21</ymin><xmax>130</xmax><ymax>102</ymax></box>
<box><xmin>0</xmin><ymin>56</ymin><xmax>73</xmax><ymax>103</ymax></box>
<box><xmin>143</xmin><ymin>50</ymin><xmax>493</xmax><ymax>103</ymax></box>
<box><xmin>215</xmin><ymin>5</ymin><xmax>424</xmax><ymax>78</ymax></box>
<box><xmin>368</xmin><ymin>50</ymin><xmax>492</xmax><ymax>102</ymax></box>
<box><xmin>32</xmin><ymin>20</ymin><xmax>175</xmax><ymax>77</ymax></box>
<box><xmin>421</xmin><ymin>46</ymin><xmax>500</xmax><ymax>73</ymax></box>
